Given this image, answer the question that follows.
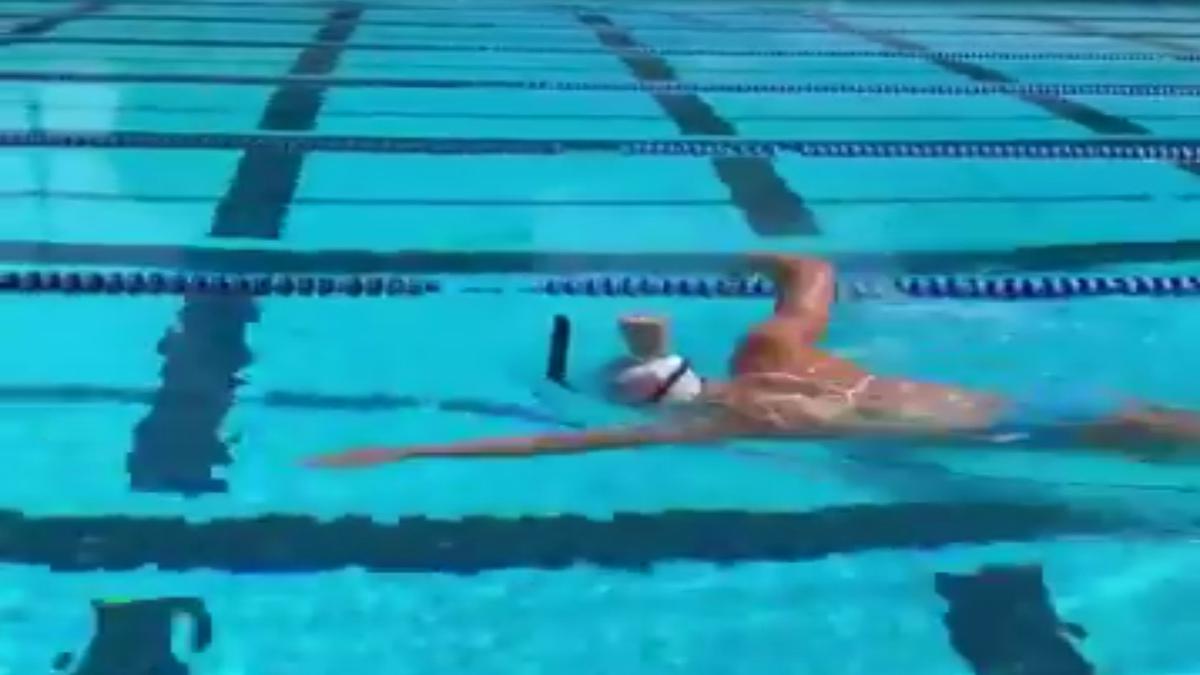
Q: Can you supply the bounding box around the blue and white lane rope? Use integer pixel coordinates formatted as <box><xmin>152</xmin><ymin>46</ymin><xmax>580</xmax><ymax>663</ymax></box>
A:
<box><xmin>541</xmin><ymin>274</ymin><xmax>1200</xmax><ymax>299</ymax></box>
<box><xmin>3</xmin><ymin>132</ymin><xmax>1199</xmax><ymax>160</ymax></box>
<box><xmin>1</xmin><ymin>72</ymin><xmax>1198</xmax><ymax>97</ymax></box>
<box><xmin>3</xmin><ymin>270</ymin><xmax>1200</xmax><ymax>300</ymax></box>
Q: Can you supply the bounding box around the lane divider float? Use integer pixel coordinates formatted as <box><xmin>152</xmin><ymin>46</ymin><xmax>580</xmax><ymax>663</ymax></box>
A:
<box><xmin>2</xmin><ymin>131</ymin><xmax>1199</xmax><ymax>160</ymax></box>
<box><xmin>2</xmin><ymin>270</ymin><xmax>1200</xmax><ymax>300</ymax></box>
<box><xmin>1</xmin><ymin>71</ymin><xmax>1198</xmax><ymax>97</ymax></box>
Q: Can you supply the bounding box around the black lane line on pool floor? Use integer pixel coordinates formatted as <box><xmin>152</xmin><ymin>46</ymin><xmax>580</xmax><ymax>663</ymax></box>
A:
<box><xmin>56</xmin><ymin>598</ymin><xmax>213</xmax><ymax>675</ymax></box>
<box><xmin>780</xmin><ymin>10</ymin><xmax>1200</xmax><ymax>24</ymax></box>
<box><xmin>1</xmin><ymin>384</ymin><xmax>577</xmax><ymax>428</ymax></box>
<box><xmin>7</xmin><ymin>238</ymin><xmax>1200</xmax><ymax>275</ymax></box>
<box><xmin>936</xmin><ymin>565</ymin><xmax>1094</xmax><ymax>675</ymax></box>
<box><xmin>0</xmin><ymin>0</ymin><xmax>1184</xmax><ymax>23</ymax></box>
<box><xmin>16</xmin><ymin>9</ymin><xmax>1188</xmax><ymax>36</ymax></box>
<box><xmin>0</xmin><ymin>56</ymin><xmax>1181</xmax><ymax>76</ymax></box>
<box><xmin>1038</xmin><ymin>14</ymin><xmax>1200</xmax><ymax>200</ymax></box>
<box><xmin>807</xmin><ymin>12</ymin><xmax>1200</xmax><ymax>179</ymax></box>
<box><xmin>0</xmin><ymin>56</ymin><xmax>776</xmax><ymax>74</ymax></box>
<box><xmin>0</xmin><ymin>10</ymin><xmax>897</xmax><ymax>32</ymax></box>
<box><xmin>0</xmin><ymin>12</ymin><xmax>505</xmax><ymax>28</ymax></box>
<box><xmin>0</xmin><ymin>0</ymin><xmax>109</xmax><ymax>45</ymax></box>
<box><xmin>10</xmin><ymin>35</ymin><xmax>1193</xmax><ymax>61</ymax></box>
<box><xmin>1020</xmin><ymin>15</ymin><xmax>1200</xmax><ymax>60</ymax></box>
<box><xmin>0</xmin><ymin>502</ymin><xmax>1135</xmax><ymax>573</ymax></box>
<box><xmin>13</xmin><ymin>10</ymin><xmax>1200</xmax><ymax>38</ymax></box>
<box><xmin>128</xmin><ymin>3</ymin><xmax>364</xmax><ymax>496</ymax></box>
<box><xmin>0</xmin><ymin>189</ymin><xmax>1164</xmax><ymax>207</ymax></box>
<box><xmin>831</xmin><ymin>10</ymin><xmax>1199</xmax><ymax>24</ymax></box>
<box><xmin>575</xmin><ymin>12</ymin><xmax>815</xmax><ymax>236</ymax></box>
<box><xmin>807</xmin><ymin>12</ymin><xmax>1143</xmax><ymax>136</ymax></box>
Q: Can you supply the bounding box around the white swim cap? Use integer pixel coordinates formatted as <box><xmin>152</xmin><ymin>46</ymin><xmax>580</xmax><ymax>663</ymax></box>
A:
<box><xmin>612</xmin><ymin>355</ymin><xmax>703</xmax><ymax>405</ymax></box>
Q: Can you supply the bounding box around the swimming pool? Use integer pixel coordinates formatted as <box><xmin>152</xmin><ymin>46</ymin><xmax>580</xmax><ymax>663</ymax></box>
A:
<box><xmin>1</xmin><ymin>0</ymin><xmax>1200</xmax><ymax>672</ymax></box>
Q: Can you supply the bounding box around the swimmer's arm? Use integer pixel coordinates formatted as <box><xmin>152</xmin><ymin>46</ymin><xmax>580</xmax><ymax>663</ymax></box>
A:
<box><xmin>743</xmin><ymin>254</ymin><xmax>834</xmax><ymax>345</ymax></box>
<box><xmin>306</xmin><ymin>422</ymin><xmax>734</xmax><ymax>469</ymax></box>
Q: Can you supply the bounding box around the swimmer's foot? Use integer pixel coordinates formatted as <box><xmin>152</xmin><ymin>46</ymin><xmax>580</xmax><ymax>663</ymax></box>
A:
<box><xmin>619</xmin><ymin>314</ymin><xmax>670</xmax><ymax>360</ymax></box>
<box><xmin>1075</xmin><ymin>407</ymin><xmax>1200</xmax><ymax>462</ymax></box>
<box><xmin>1125</xmin><ymin>407</ymin><xmax>1200</xmax><ymax>442</ymax></box>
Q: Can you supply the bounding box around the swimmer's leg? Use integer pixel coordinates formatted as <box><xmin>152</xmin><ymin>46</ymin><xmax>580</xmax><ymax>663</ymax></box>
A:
<box><xmin>1124</xmin><ymin>406</ymin><xmax>1200</xmax><ymax>439</ymax></box>
<box><xmin>1080</xmin><ymin>405</ymin><xmax>1200</xmax><ymax>455</ymax></box>
<box><xmin>984</xmin><ymin>393</ymin><xmax>1200</xmax><ymax>460</ymax></box>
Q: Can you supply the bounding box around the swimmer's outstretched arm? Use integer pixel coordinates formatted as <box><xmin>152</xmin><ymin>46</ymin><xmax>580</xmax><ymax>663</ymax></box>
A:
<box><xmin>305</xmin><ymin>421</ymin><xmax>734</xmax><ymax>469</ymax></box>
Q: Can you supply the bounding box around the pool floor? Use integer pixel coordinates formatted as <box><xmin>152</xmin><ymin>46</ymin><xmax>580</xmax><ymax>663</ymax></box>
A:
<box><xmin>1</xmin><ymin>0</ymin><xmax>1200</xmax><ymax>673</ymax></box>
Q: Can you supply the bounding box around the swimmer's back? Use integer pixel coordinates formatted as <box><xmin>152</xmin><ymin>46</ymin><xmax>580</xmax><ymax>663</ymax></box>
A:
<box><xmin>728</xmin><ymin>325</ymin><xmax>1000</xmax><ymax>430</ymax></box>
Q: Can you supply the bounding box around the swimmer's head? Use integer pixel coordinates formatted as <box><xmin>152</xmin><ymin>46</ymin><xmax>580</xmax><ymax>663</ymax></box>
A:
<box><xmin>610</xmin><ymin>354</ymin><xmax>704</xmax><ymax>406</ymax></box>
<box><xmin>606</xmin><ymin>315</ymin><xmax>704</xmax><ymax>405</ymax></box>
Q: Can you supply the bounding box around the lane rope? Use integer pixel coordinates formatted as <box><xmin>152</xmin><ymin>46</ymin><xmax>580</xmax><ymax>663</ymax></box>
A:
<box><xmin>3</xmin><ymin>270</ymin><xmax>1200</xmax><ymax>300</ymax></box>
<box><xmin>2</xmin><ymin>71</ymin><xmax>1198</xmax><ymax>97</ymax></box>
<box><xmin>2</xmin><ymin>131</ymin><xmax>1199</xmax><ymax>159</ymax></box>
<box><xmin>540</xmin><ymin>274</ymin><xmax>1200</xmax><ymax>300</ymax></box>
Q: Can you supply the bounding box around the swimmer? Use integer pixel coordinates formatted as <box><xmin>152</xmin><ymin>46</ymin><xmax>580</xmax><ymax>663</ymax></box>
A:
<box><xmin>309</xmin><ymin>254</ymin><xmax>1200</xmax><ymax>468</ymax></box>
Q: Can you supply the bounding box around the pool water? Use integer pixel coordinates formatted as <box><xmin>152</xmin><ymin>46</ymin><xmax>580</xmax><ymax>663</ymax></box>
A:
<box><xmin>2</xmin><ymin>0</ymin><xmax>1200</xmax><ymax>673</ymax></box>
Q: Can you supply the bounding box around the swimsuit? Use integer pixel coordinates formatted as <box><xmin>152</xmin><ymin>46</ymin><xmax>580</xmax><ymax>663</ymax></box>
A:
<box><xmin>737</xmin><ymin>372</ymin><xmax>1120</xmax><ymax>446</ymax></box>
<box><xmin>732</xmin><ymin>372</ymin><xmax>877</xmax><ymax>427</ymax></box>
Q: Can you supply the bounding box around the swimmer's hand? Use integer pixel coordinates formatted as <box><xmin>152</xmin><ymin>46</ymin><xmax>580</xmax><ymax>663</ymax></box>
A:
<box><xmin>305</xmin><ymin>422</ymin><xmax>730</xmax><ymax>469</ymax></box>
<box><xmin>306</xmin><ymin>446</ymin><xmax>419</xmax><ymax>468</ymax></box>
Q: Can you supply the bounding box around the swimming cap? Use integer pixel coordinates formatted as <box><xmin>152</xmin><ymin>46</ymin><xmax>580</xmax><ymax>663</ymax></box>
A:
<box><xmin>612</xmin><ymin>355</ymin><xmax>703</xmax><ymax>405</ymax></box>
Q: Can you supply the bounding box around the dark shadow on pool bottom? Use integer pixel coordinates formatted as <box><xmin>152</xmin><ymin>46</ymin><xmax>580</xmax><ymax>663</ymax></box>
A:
<box><xmin>937</xmin><ymin>564</ymin><xmax>1094</xmax><ymax>675</ymax></box>
<box><xmin>0</xmin><ymin>502</ymin><xmax>1151</xmax><ymax>574</ymax></box>
<box><xmin>54</xmin><ymin>598</ymin><xmax>212</xmax><ymax>675</ymax></box>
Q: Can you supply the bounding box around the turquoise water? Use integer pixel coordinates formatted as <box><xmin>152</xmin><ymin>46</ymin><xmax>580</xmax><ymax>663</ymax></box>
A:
<box><xmin>2</xmin><ymin>0</ymin><xmax>1200</xmax><ymax>673</ymax></box>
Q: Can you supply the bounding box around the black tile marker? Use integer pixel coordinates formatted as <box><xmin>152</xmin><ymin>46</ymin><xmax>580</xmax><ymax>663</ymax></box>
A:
<box><xmin>808</xmin><ymin>12</ymin><xmax>1200</xmax><ymax>179</ymax></box>
<box><xmin>128</xmin><ymin>4</ymin><xmax>365</xmax><ymax>495</ymax></box>
<box><xmin>1020</xmin><ymin>14</ymin><xmax>1200</xmax><ymax>56</ymax></box>
<box><xmin>1015</xmin><ymin>12</ymin><xmax>1200</xmax><ymax>175</ymax></box>
<box><xmin>0</xmin><ymin>188</ymin><xmax>1162</xmax><ymax>207</ymax></box>
<box><xmin>0</xmin><ymin>0</ymin><xmax>110</xmax><ymax>45</ymax></box>
<box><xmin>936</xmin><ymin>564</ymin><xmax>1094</xmax><ymax>675</ymax></box>
<box><xmin>0</xmin><ymin>502</ymin><xmax>1126</xmax><ymax>573</ymax></box>
<box><xmin>808</xmin><ymin>12</ymin><xmax>1143</xmax><ymax>135</ymax></box>
<box><xmin>56</xmin><ymin>598</ymin><xmax>213</xmax><ymax>675</ymax></box>
<box><xmin>575</xmin><ymin>12</ymin><xmax>817</xmax><ymax>236</ymax></box>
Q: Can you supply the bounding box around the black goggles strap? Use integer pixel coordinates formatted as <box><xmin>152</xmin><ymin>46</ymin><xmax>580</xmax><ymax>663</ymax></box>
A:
<box><xmin>648</xmin><ymin>358</ymin><xmax>692</xmax><ymax>404</ymax></box>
